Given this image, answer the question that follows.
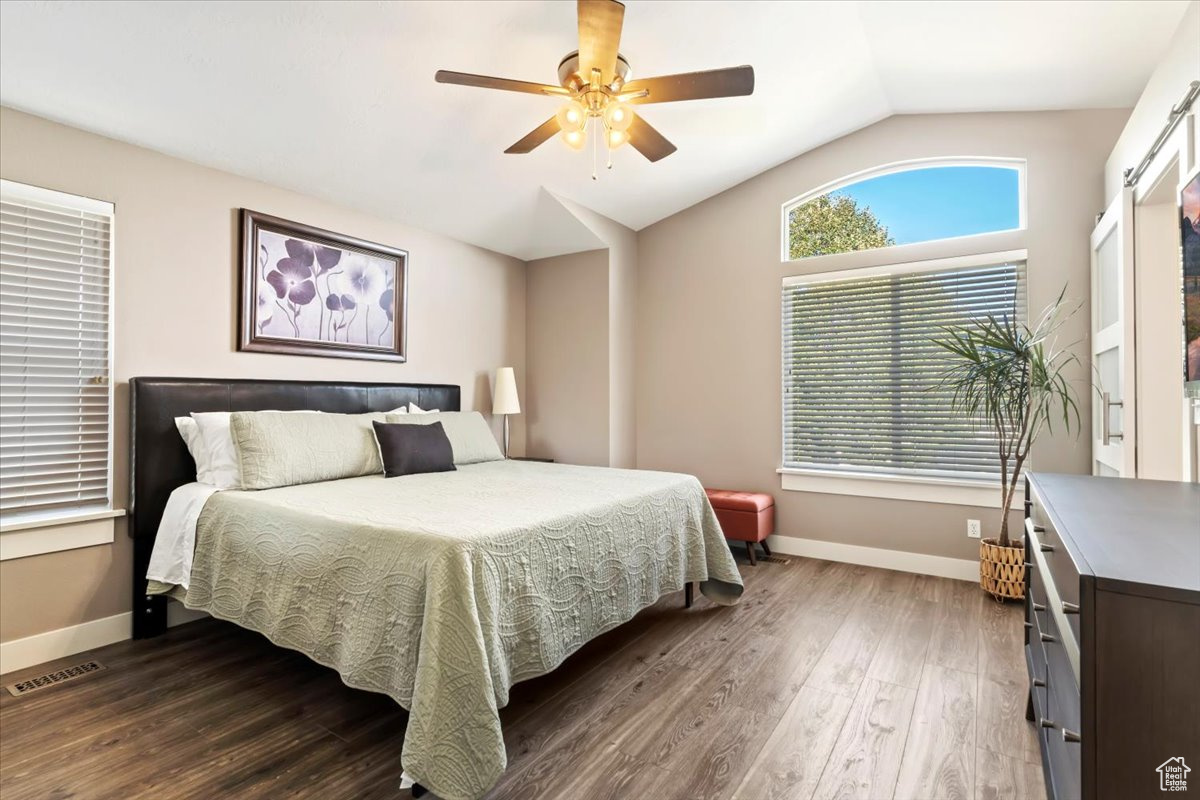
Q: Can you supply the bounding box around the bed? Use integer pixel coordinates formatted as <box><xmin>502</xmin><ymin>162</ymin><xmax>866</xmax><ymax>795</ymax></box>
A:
<box><xmin>130</xmin><ymin>377</ymin><xmax>743</xmax><ymax>800</ymax></box>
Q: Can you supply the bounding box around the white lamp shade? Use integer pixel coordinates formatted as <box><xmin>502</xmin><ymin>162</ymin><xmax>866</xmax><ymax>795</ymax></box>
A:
<box><xmin>492</xmin><ymin>367</ymin><xmax>521</xmax><ymax>415</ymax></box>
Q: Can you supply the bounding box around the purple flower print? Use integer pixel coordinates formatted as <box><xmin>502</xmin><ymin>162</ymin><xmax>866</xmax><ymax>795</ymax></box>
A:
<box><xmin>256</xmin><ymin>286</ymin><xmax>274</xmax><ymax>333</ymax></box>
<box><xmin>279</xmin><ymin>239</ymin><xmax>344</xmax><ymax>341</ymax></box>
<box><xmin>326</xmin><ymin>292</ymin><xmax>358</xmax><ymax>342</ymax></box>
<box><xmin>285</xmin><ymin>238</ymin><xmax>342</xmax><ymax>276</ymax></box>
<box><xmin>262</xmin><ymin>241</ymin><xmax>325</xmax><ymax>337</ymax></box>
<box><xmin>377</xmin><ymin>287</ymin><xmax>394</xmax><ymax>345</ymax></box>
<box><xmin>336</xmin><ymin>258</ymin><xmax>384</xmax><ymax>344</ymax></box>
<box><xmin>266</xmin><ymin>257</ymin><xmax>316</xmax><ymax>304</ymax></box>
<box><xmin>343</xmin><ymin>260</ymin><xmax>383</xmax><ymax>299</ymax></box>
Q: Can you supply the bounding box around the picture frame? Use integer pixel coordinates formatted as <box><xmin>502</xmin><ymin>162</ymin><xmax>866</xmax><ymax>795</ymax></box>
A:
<box><xmin>239</xmin><ymin>209</ymin><xmax>408</xmax><ymax>362</ymax></box>
<box><xmin>1181</xmin><ymin>164</ymin><xmax>1199</xmax><ymax>396</ymax></box>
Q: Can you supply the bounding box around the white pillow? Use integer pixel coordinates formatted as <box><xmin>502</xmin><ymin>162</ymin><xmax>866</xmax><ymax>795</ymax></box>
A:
<box><xmin>190</xmin><ymin>412</ymin><xmax>242</xmax><ymax>489</ymax></box>
<box><xmin>174</xmin><ymin>416</ymin><xmax>214</xmax><ymax>484</ymax></box>
<box><xmin>408</xmin><ymin>402</ymin><xmax>438</xmax><ymax>414</ymax></box>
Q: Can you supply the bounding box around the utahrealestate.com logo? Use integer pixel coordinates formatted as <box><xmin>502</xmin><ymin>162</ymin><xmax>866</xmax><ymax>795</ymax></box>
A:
<box><xmin>1158</xmin><ymin>757</ymin><xmax>1191</xmax><ymax>792</ymax></box>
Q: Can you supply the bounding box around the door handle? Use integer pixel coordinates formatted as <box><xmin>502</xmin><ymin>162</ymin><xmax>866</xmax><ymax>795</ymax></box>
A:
<box><xmin>1101</xmin><ymin>391</ymin><xmax>1124</xmax><ymax>445</ymax></box>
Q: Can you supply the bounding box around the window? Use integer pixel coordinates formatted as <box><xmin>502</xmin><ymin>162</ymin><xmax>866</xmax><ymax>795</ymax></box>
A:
<box><xmin>782</xmin><ymin>252</ymin><xmax>1026</xmax><ymax>485</ymax></box>
<box><xmin>1</xmin><ymin>180</ymin><xmax>114</xmax><ymax>523</ymax></box>
<box><xmin>783</xmin><ymin>160</ymin><xmax>1024</xmax><ymax>261</ymax></box>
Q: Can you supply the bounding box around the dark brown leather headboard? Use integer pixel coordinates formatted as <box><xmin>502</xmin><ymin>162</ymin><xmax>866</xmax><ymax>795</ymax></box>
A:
<box><xmin>129</xmin><ymin>376</ymin><xmax>460</xmax><ymax>638</ymax></box>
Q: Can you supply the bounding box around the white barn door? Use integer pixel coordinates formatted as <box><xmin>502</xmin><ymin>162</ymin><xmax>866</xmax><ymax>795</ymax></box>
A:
<box><xmin>1091</xmin><ymin>189</ymin><xmax>1137</xmax><ymax>477</ymax></box>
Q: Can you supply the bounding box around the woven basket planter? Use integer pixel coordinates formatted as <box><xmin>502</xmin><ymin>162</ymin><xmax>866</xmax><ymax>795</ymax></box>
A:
<box><xmin>979</xmin><ymin>537</ymin><xmax>1025</xmax><ymax>601</ymax></box>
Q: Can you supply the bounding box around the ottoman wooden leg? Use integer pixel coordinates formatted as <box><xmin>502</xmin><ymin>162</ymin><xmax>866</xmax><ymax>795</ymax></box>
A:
<box><xmin>761</xmin><ymin>540</ymin><xmax>771</xmax><ymax>557</ymax></box>
<box><xmin>746</xmin><ymin>541</ymin><xmax>757</xmax><ymax>565</ymax></box>
<box><xmin>684</xmin><ymin>582</ymin><xmax>694</xmax><ymax>608</ymax></box>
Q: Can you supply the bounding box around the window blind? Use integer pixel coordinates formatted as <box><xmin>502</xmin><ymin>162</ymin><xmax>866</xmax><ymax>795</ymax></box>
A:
<box><xmin>782</xmin><ymin>257</ymin><xmax>1025</xmax><ymax>482</ymax></box>
<box><xmin>0</xmin><ymin>180</ymin><xmax>113</xmax><ymax>517</ymax></box>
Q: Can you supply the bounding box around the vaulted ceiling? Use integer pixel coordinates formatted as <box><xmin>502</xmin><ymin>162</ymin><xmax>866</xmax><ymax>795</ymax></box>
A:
<box><xmin>0</xmin><ymin>1</ymin><xmax>1188</xmax><ymax>260</ymax></box>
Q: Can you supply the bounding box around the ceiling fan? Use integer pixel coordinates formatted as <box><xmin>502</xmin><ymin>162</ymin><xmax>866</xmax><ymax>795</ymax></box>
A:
<box><xmin>434</xmin><ymin>0</ymin><xmax>754</xmax><ymax>166</ymax></box>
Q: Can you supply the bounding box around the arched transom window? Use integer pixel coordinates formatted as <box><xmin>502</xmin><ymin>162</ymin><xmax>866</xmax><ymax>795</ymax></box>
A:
<box><xmin>783</xmin><ymin>159</ymin><xmax>1025</xmax><ymax>261</ymax></box>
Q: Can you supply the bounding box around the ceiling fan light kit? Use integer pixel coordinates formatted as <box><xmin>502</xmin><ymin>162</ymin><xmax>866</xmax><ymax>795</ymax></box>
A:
<box><xmin>434</xmin><ymin>0</ymin><xmax>754</xmax><ymax>174</ymax></box>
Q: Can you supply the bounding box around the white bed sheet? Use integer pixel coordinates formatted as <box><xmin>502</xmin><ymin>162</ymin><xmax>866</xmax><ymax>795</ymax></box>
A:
<box><xmin>146</xmin><ymin>482</ymin><xmax>221</xmax><ymax>589</ymax></box>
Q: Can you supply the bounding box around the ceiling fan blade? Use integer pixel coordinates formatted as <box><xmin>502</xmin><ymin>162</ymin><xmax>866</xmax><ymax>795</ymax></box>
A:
<box><xmin>504</xmin><ymin>117</ymin><xmax>561</xmax><ymax>154</ymax></box>
<box><xmin>435</xmin><ymin>70</ymin><xmax>569</xmax><ymax>97</ymax></box>
<box><xmin>621</xmin><ymin>66</ymin><xmax>755</xmax><ymax>104</ymax></box>
<box><xmin>627</xmin><ymin>115</ymin><xmax>677</xmax><ymax>163</ymax></box>
<box><xmin>578</xmin><ymin>0</ymin><xmax>625</xmax><ymax>86</ymax></box>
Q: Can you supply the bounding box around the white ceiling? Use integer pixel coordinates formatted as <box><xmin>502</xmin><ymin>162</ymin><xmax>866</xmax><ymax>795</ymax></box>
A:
<box><xmin>0</xmin><ymin>0</ymin><xmax>1188</xmax><ymax>260</ymax></box>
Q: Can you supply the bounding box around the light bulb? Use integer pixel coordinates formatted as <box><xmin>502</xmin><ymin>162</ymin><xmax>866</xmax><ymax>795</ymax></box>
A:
<box><xmin>607</xmin><ymin>129</ymin><xmax>628</xmax><ymax>149</ymax></box>
<box><xmin>561</xmin><ymin>128</ymin><xmax>587</xmax><ymax>151</ymax></box>
<box><xmin>555</xmin><ymin>101</ymin><xmax>587</xmax><ymax>133</ymax></box>
<box><xmin>603</xmin><ymin>102</ymin><xmax>633</xmax><ymax>132</ymax></box>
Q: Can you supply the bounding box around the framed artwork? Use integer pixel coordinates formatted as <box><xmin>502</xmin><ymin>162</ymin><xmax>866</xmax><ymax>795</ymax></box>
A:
<box><xmin>1182</xmin><ymin>166</ymin><xmax>1199</xmax><ymax>392</ymax></box>
<box><xmin>239</xmin><ymin>209</ymin><xmax>408</xmax><ymax>362</ymax></box>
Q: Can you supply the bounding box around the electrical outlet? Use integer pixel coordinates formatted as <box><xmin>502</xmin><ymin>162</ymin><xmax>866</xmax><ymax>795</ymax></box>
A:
<box><xmin>967</xmin><ymin>519</ymin><xmax>982</xmax><ymax>538</ymax></box>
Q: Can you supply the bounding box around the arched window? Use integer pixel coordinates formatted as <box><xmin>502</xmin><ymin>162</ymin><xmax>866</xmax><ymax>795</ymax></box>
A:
<box><xmin>782</xmin><ymin>159</ymin><xmax>1025</xmax><ymax>261</ymax></box>
<box><xmin>779</xmin><ymin>159</ymin><xmax>1029</xmax><ymax>505</ymax></box>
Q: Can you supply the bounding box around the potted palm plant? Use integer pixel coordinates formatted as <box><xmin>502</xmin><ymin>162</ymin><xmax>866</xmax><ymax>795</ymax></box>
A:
<box><xmin>932</xmin><ymin>290</ymin><xmax>1080</xmax><ymax>600</ymax></box>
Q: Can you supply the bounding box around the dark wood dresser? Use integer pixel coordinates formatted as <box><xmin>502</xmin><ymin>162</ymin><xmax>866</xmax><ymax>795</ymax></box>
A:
<box><xmin>1024</xmin><ymin>473</ymin><xmax>1200</xmax><ymax>800</ymax></box>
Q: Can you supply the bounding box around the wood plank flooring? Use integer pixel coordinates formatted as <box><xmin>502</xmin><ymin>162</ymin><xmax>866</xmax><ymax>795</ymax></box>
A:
<box><xmin>0</xmin><ymin>556</ymin><xmax>1045</xmax><ymax>800</ymax></box>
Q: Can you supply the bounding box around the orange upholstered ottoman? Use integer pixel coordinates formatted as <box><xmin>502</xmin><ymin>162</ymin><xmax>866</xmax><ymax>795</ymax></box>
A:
<box><xmin>705</xmin><ymin>489</ymin><xmax>775</xmax><ymax>565</ymax></box>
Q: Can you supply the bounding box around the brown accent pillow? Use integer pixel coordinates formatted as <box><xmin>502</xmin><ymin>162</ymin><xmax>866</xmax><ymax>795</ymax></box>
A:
<box><xmin>372</xmin><ymin>420</ymin><xmax>456</xmax><ymax>478</ymax></box>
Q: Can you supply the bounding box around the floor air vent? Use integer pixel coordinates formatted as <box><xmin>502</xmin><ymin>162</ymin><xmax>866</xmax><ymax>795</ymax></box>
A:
<box><xmin>5</xmin><ymin>660</ymin><xmax>105</xmax><ymax>697</ymax></box>
<box><xmin>760</xmin><ymin>555</ymin><xmax>792</xmax><ymax>565</ymax></box>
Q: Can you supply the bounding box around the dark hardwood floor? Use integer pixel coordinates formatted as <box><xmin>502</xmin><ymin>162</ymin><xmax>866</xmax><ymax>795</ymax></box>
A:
<box><xmin>0</xmin><ymin>557</ymin><xmax>1044</xmax><ymax>800</ymax></box>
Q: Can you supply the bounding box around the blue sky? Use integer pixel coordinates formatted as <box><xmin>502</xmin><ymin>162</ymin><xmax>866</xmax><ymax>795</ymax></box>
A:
<box><xmin>831</xmin><ymin>166</ymin><xmax>1020</xmax><ymax>245</ymax></box>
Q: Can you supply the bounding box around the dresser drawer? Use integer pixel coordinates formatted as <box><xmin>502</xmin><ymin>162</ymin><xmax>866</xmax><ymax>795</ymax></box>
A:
<box><xmin>1044</xmin><ymin>681</ymin><xmax>1083</xmax><ymax>800</ymax></box>
<box><xmin>1040</xmin><ymin>607</ymin><xmax>1080</xmax><ymax>733</ymax></box>
<box><xmin>1026</xmin><ymin>513</ymin><xmax>1082</xmax><ymax>648</ymax></box>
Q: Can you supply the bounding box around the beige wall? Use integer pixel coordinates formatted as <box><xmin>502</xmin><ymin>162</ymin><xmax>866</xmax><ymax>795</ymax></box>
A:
<box><xmin>552</xmin><ymin>196</ymin><xmax>639</xmax><ymax>469</ymax></box>
<box><xmin>525</xmin><ymin>249</ymin><xmax>610</xmax><ymax>466</ymax></box>
<box><xmin>636</xmin><ymin>110</ymin><xmax>1129</xmax><ymax>561</ymax></box>
<box><xmin>1104</xmin><ymin>0</ymin><xmax>1199</xmax><ymax>200</ymax></box>
<box><xmin>0</xmin><ymin>107</ymin><xmax>526</xmax><ymax>643</ymax></box>
<box><xmin>526</xmin><ymin>195</ymin><xmax>639</xmax><ymax>469</ymax></box>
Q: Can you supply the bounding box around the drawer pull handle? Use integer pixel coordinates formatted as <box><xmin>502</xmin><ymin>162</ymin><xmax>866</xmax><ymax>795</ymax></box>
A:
<box><xmin>1024</xmin><ymin>621</ymin><xmax>1033</xmax><ymax>630</ymax></box>
<box><xmin>1032</xmin><ymin>602</ymin><xmax>1046</xmax><ymax>612</ymax></box>
<box><xmin>1039</xmin><ymin>542</ymin><xmax>1055</xmax><ymax>553</ymax></box>
<box><xmin>1040</xmin><ymin>632</ymin><xmax>1056</xmax><ymax>643</ymax></box>
<box><xmin>1024</xmin><ymin>561</ymin><xmax>1034</xmax><ymax>569</ymax></box>
<box><xmin>1062</xmin><ymin>728</ymin><xmax>1081</xmax><ymax>743</ymax></box>
<box><xmin>1030</xmin><ymin>522</ymin><xmax>1046</xmax><ymax>533</ymax></box>
<box><xmin>1032</xmin><ymin>678</ymin><xmax>1046</xmax><ymax>687</ymax></box>
<box><xmin>1040</xmin><ymin>718</ymin><xmax>1057</xmax><ymax>729</ymax></box>
<box><xmin>1061</xmin><ymin>601</ymin><xmax>1080</xmax><ymax>614</ymax></box>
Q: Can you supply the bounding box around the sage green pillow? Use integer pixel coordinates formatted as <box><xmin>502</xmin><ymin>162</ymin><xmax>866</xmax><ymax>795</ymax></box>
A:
<box><xmin>383</xmin><ymin>410</ymin><xmax>503</xmax><ymax>465</ymax></box>
<box><xmin>231</xmin><ymin>411</ymin><xmax>389</xmax><ymax>490</ymax></box>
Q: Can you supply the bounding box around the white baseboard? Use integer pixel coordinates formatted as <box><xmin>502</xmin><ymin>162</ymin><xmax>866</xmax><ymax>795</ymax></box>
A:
<box><xmin>1</xmin><ymin>600</ymin><xmax>210</xmax><ymax>676</ymax></box>
<box><xmin>1</xmin><ymin>611</ymin><xmax>131</xmax><ymax>675</ymax></box>
<box><xmin>766</xmin><ymin>534</ymin><xmax>978</xmax><ymax>582</ymax></box>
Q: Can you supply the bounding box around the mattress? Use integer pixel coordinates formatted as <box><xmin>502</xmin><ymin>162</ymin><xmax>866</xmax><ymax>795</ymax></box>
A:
<box><xmin>150</xmin><ymin>459</ymin><xmax>742</xmax><ymax>800</ymax></box>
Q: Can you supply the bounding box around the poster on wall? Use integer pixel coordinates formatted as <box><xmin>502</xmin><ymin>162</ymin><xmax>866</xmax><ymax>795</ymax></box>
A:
<box><xmin>239</xmin><ymin>210</ymin><xmax>408</xmax><ymax>362</ymax></box>
<box><xmin>1183</xmin><ymin>168</ymin><xmax>1200</xmax><ymax>393</ymax></box>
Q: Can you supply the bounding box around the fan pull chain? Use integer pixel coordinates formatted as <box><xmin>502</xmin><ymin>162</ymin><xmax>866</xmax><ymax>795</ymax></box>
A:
<box><xmin>591</xmin><ymin>116</ymin><xmax>598</xmax><ymax>180</ymax></box>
